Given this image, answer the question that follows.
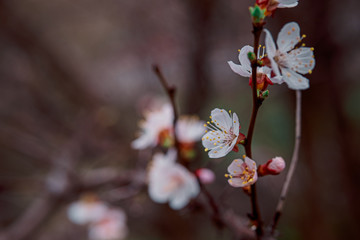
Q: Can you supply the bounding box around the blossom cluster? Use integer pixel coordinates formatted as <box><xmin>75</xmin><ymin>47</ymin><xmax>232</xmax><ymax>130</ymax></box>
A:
<box><xmin>229</xmin><ymin>22</ymin><xmax>315</xmax><ymax>90</ymax></box>
<box><xmin>67</xmin><ymin>195</ymin><xmax>128</xmax><ymax>240</ymax></box>
<box><xmin>132</xmin><ymin>102</ymin><xmax>209</xmax><ymax>209</ymax></box>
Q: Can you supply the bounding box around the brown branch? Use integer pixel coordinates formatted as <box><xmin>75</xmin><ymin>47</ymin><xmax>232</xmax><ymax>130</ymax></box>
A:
<box><xmin>271</xmin><ymin>90</ymin><xmax>302</xmax><ymax>234</ymax></box>
<box><xmin>244</xmin><ymin>24</ymin><xmax>264</xmax><ymax>239</ymax></box>
<box><xmin>152</xmin><ymin>65</ymin><xmax>184</xmax><ymax>164</ymax></box>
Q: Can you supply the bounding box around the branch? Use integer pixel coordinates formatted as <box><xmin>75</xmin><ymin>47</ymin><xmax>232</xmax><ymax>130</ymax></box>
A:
<box><xmin>271</xmin><ymin>90</ymin><xmax>302</xmax><ymax>234</ymax></box>
<box><xmin>152</xmin><ymin>65</ymin><xmax>181</xmax><ymax>154</ymax></box>
<box><xmin>244</xmin><ymin>24</ymin><xmax>264</xmax><ymax>239</ymax></box>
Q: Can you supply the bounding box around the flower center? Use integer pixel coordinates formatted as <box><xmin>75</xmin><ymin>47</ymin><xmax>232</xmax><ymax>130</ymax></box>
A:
<box><xmin>233</xmin><ymin>163</ymin><xmax>256</xmax><ymax>185</ymax></box>
<box><xmin>274</xmin><ymin>51</ymin><xmax>289</xmax><ymax>68</ymax></box>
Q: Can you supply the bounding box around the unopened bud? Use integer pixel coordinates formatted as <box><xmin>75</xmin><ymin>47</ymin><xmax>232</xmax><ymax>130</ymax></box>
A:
<box><xmin>258</xmin><ymin>157</ymin><xmax>286</xmax><ymax>176</ymax></box>
<box><xmin>196</xmin><ymin>168</ymin><xmax>215</xmax><ymax>184</ymax></box>
<box><xmin>247</xmin><ymin>51</ymin><xmax>256</xmax><ymax>61</ymax></box>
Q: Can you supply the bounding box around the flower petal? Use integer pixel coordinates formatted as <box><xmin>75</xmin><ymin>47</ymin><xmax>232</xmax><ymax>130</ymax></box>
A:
<box><xmin>202</xmin><ymin>131</ymin><xmax>224</xmax><ymax>149</ymax></box>
<box><xmin>268</xmin><ymin>57</ymin><xmax>283</xmax><ymax>84</ymax></box>
<box><xmin>264</xmin><ymin>29</ymin><xmax>276</xmax><ymax>58</ymax></box>
<box><xmin>287</xmin><ymin>47</ymin><xmax>315</xmax><ymax>74</ymax></box>
<box><xmin>281</xmin><ymin>67</ymin><xmax>309</xmax><ymax>90</ymax></box>
<box><xmin>278</xmin><ymin>0</ymin><xmax>298</xmax><ymax>8</ymax></box>
<box><xmin>244</xmin><ymin>157</ymin><xmax>257</xmax><ymax>171</ymax></box>
<box><xmin>239</xmin><ymin>45</ymin><xmax>253</xmax><ymax>72</ymax></box>
<box><xmin>277</xmin><ymin>22</ymin><xmax>300</xmax><ymax>53</ymax></box>
<box><xmin>208</xmin><ymin>142</ymin><xmax>234</xmax><ymax>158</ymax></box>
<box><xmin>227</xmin><ymin>159</ymin><xmax>244</xmax><ymax>174</ymax></box>
<box><xmin>228</xmin><ymin>61</ymin><xmax>251</xmax><ymax>77</ymax></box>
<box><xmin>232</xmin><ymin>112</ymin><xmax>240</xmax><ymax>136</ymax></box>
<box><xmin>211</xmin><ymin>108</ymin><xmax>232</xmax><ymax>131</ymax></box>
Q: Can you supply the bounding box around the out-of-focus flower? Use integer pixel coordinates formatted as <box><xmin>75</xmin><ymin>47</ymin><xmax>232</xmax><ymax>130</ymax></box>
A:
<box><xmin>202</xmin><ymin>108</ymin><xmax>245</xmax><ymax>158</ymax></box>
<box><xmin>256</xmin><ymin>0</ymin><xmax>298</xmax><ymax>16</ymax></box>
<box><xmin>228</xmin><ymin>45</ymin><xmax>273</xmax><ymax>91</ymax></box>
<box><xmin>132</xmin><ymin>103</ymin><xmax>174</xmax><ymax>149</ymax></box>
<box><xmin>148</xmin><ymin>149</ymin><xmax>200</xmax><ymax>210</ymax></box>
<box><xmin>225</xmin><ymin>156</ymin><xmax>258</xmax><ymax>187</ymax></box>
<box><xmin>67</xmin><ymin>195</ymin><xmax>108</xmax><ymax>225</ymax></box>
<box><xmin>89</xmin><ymin>208</ymin><xmax>128</xmax><ymax>240</ymax></box>
<box><xmin>258</xmin><ymin>156</ymin><xmax>286</xmax><ymax>176</ymax></box>
<box><xmin>264</xmin><ymin>22</ymin><xmax>315</xmax><ymax>90</ymax></box>
<box><xmin>195</xmin><ymin>168</ymin><xmax>216</xmax><ymax>184</ymax></box>
<box><xmin>176</xmin><ymin>116</ymin><xmax>205</xmax><ymax>144</ymax></box>
<box><xmin>176</xmin><ymin>116</ymin><xmax>205</xmax><ymax>159</ymax></box>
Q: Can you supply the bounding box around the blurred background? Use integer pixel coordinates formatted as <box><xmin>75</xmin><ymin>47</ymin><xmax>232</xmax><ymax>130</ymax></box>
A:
<box><xmin>0</xmin><ymin>0</ymin><xmax>359</xmax><ymax>239</ymax></box>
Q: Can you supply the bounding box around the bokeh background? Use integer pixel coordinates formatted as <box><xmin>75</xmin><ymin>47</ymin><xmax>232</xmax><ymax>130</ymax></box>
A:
<box><xmin>0</xmin><ymin>0</ymin><xmax>360</xmax><ymax>239</ymax></box>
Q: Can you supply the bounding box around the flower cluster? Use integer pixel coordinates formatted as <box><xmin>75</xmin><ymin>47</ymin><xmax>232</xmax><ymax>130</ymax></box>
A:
<box><xmin>229</xmin><ymin>22</ymin><xmax>315</xmax><ymax>90</ymax></box>
<box><xmin>132</xmin><ymin>103</ymin><xmax>205</xmax><ymax>158</ymax></box>
<box><xmin>67</xmin><ymin>195</ymin><xmax>128</xmax><ymax>240</ymax></box>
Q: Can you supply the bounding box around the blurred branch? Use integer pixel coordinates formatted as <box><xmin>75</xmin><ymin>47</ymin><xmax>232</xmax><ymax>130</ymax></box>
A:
<box><xmin>271</xmin><ymin>90</ymin><xmax>302</xmax><ymax>234</ymax></box>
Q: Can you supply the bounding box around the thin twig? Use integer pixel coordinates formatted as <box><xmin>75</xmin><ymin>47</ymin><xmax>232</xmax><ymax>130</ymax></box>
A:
<box><xmin>271</xmin><ymin>90</ymin><xmax>302</xmax><ymax>235</ymax></box>
<box><xmin>244</xmin><ymin>24</ymin><xmax>264</xmax><ymax>239</ymax></box>
<box><xmin>152</xmin><ymin>65</ymin><xmax>182</xmax><ymax>161</ymax></box>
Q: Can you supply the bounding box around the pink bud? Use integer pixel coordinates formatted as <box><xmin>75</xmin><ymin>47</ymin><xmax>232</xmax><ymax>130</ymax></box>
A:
<box><xmin>258</xmin><ymin>157</ymin><xmax>286</xmax><ymax>176</ymax></box>
<box><xmin>196</xmin><ymin>168</ymin><xmax>215</xmax><ymax>184</ymax></box>
<box><xmin>267</xmin><ymin>157</ymin><xmax>286</xmax><ymax>174</ymax></box>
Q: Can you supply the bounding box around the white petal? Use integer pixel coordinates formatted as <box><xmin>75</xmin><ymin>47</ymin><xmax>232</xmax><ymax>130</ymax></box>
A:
<box><xmin>244</xmin><ymin>157</ymin><xmax>257</xmax><ymax>171</ymax></box>
<box><xmin>208</xmin><ymin>142</ymin><xmax>233</xmax><ymax>158</ymax></box>
<box><xmin>277</xmin><ymin>22</ymin><xmax>300</xmax><ymax>53</ymax></box>
<box><xmin>131</xmin><ymin>133</ymin><xmax>155</xmax><ymax>149</ymax></box>
<box><xmin>281</xmin><ymin>68</ymin><xmax>309</xmax><ymax>90</ymax></box>
<box><xmin>211</xmin><ymin>108</ymin><xmax>232</xmax><ymax>131</ymax></box>
<box><xmin>287</xmin><ymin>47</ymin><xmax>315</xmax><ymax>74</ymax></box>
<box><xmin>239</xmin><ymin>45</ymin><xmax>253</xmax><ymax>72</ymax></box>
<box><xmin>228</xmin><ymin>61</ymin><xmax>251</xmax><ymax>77</ymax></box>
<box><xmin>268</xmin><ymin>57</ymin><xmax>283</xmax><ymax>84</ymax></box>
<box><xmin>227</xmin><ymin>159</ymin><xmax>244</xmax><ymax>174</ymax></box>
<box><xmin>264</xmin><ymin>29</ymin><xmax>276</xmax><ymax>58</ymax></box>
<box><xmin>232</xmin><ymin>112</ymin><xmax>240</xmax><ymax>136</ymax></box>
<box><xmin>202</xmin><ymin>131</ymin><xmax>224</xmax><ymax>149</ymax></box>
<box><xmin>278</xmin><ymin>0</ymin><xmax>298</xmax><ymax>8</ymax></box>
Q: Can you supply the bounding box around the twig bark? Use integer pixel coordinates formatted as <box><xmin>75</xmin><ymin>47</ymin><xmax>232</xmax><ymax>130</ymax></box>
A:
<box><xmin>271</xmin><ymin>90</ymin><xmax>302</xmax><ymax>234</ymax></box>
<box><xmin>244</xmin><ymin>24</ymin><xmax>264</xmax><ymax>239</ymax></box>
<box><xmin>152</xmin><ymin>65</ymin><xmax>182</xmax><ymax>161</ymax></box>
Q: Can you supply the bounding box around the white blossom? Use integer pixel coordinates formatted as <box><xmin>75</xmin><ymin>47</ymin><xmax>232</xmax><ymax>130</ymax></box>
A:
<box><xmin>67</xmin><ymin>198</ymin><xmax>108</xmax><ymax>225</ymax></box>
<box><xmin>148</xmin><ymin>149</ymin><xmax>200</xmax><ymax>210</ymax></box>
<box><xmin>132</xmin><ymin>103</ymin><xmax>173</xmax><ymax>149</ymax></box>
<box><xmin>89</xmin><ymin>208</ymin><xmax>128</xmax><ymax>240</ymax></box>
<box><xmin>226</xmin><ymin>157</ymin><xmax>258</xmax><ymax>187</ymax></box>
<box><xmin>176</xmin><ymin>116</ymin><xmax>205</xmax><ymax>144</ymax></box>
<box><xmin>202</xmin><ymin>108</ymin><xmax>244</xmax><ymax>158</ymax></box>
<box><xmin>264</xmin><ymin>22</ymin><xmax>315</xmax><ymax>90</ymax></box>
<box><xmin>228</xmin><ymin>45</ymin><xmax>272</xmax><ymax>79</ymax></box>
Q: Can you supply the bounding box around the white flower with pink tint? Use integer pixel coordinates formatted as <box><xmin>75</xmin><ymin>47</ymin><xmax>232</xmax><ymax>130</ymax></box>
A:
<box><xmin>264</xmin><ymin>22</ymin><xmax>315</xmax><ymax>90</ymax></box>
<box><xmin>132</xmin><ymin>103</ymin><xmax>174</xmax><ymax>149</ymax></box>
<box><xmin>196</xmin><ymin>168</ymin><xmax>216</xmax><ymax>184</ymax></box>
<box><xmin>67</xmin><ymin>196</ymin><xmax>107</xmax><ymax>225</ymax></box>
<box><xmin>148</xmin><ymin>149</ymin><xmax>200</xmax><ymax>210</ymax></box>
<box><xmin>258</xmin><ymin>156</ymin><xmax>286</xmax><ymax>176</ymax></box>
<box><xmin>89</xmin><ymin>208</ymin><xmax>128</xmax><ymax>240</ymax></box>
<box><xmin>225</xmin><ymin>156</ymin><xmax>258</xmax><ymax>187</ymax></box>
<box><xmin>202</xmin><ymin>108</ymin><xmax>245</xmax><ymax>158</ymax></box>
<box><xmin>176</xmin><ymin>116</ymin><xmax>205</xmax><ymax>144</ymax></box>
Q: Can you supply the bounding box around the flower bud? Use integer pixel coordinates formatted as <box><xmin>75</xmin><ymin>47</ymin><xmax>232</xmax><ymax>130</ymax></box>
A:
<box><xmin>196</xmin><ymin>168</ymin><xmax>215</xmax><ymax>184</ymax></box>
<box><xmin>258</xmin><ymin>157</ymin><xmax>286</xmax><ymax>176</ymax></box>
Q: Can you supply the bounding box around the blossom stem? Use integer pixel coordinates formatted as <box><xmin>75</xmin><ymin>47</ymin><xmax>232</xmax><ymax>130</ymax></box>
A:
<box><xmin>270</xmin><ymin>90</ymin><xmax>302</xmax><ymax>235</ymax></box>
<box><xmin>152</xmin><ymin>65</ymin><xmax>182</xmax><ymax>163</ymax></box>
<box><xmin>244</xmin><ymin>24</ymin><xmax>264</xmax><ymax>239</ymax></box>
